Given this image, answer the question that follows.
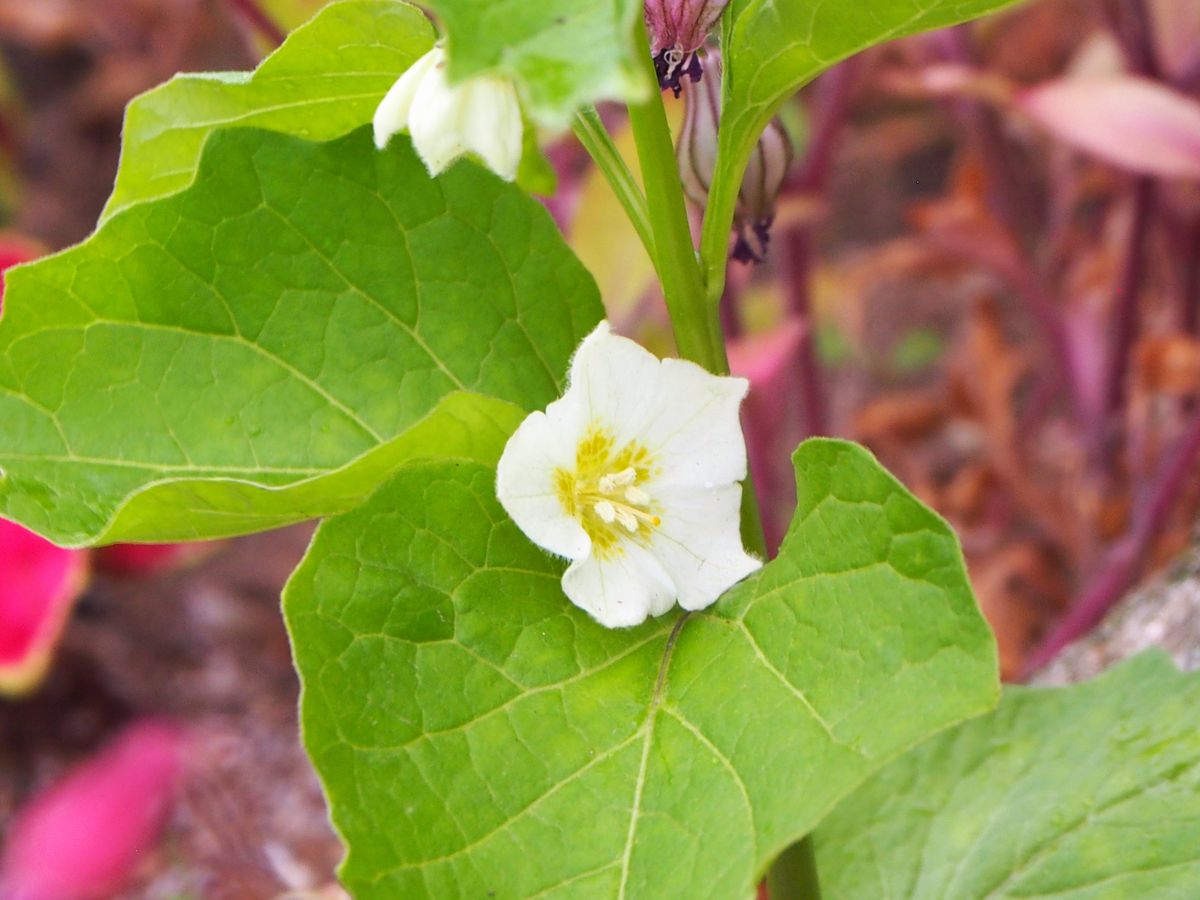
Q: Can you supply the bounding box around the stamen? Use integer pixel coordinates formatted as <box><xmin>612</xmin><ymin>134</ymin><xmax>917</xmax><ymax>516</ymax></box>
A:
<box><xmin>598</xmin><ymin>468</ymin><xmax>637</xmax><ymax>492</ymax></box>
<box><xmin>625</xmin><ymin>486</ymin><xmax>651</xmax><ymax>506</ymax></box>
<box><xmin>615</xmin><ymin>508</ymin><xmax>639</xmax><ymax>532</ymax></box>
<box><xmin>594</xmin><ymin>500</ymin><xmax>617</xmax><ymax>523</ymax></box>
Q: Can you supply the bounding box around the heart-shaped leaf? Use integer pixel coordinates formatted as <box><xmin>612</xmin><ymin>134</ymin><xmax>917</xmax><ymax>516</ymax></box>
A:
<box><xmin>0</xmin><ymin>127</ymin><xmax>602</xmax><ymax>546</ymax></box>
<box><xmin>285</xmin><ymin>439</ymin><xmax>998</xmax><ymax>896</ymax></box>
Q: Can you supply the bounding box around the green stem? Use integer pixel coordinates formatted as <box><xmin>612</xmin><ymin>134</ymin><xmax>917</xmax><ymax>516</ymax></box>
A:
<box><xmin>621</xmin><ymin>23</ymin><xmax>817</xmax><ymax>898</ymax></box>
<box><xmin>571</xmin><ymin>108</ymin><xmax>656</xmax><ymax>262</ymax></box>
<box><xmin>625</xmin><ymin>19</ymin><xmax>727</xmax><ymax>374</ymax></box>
<box><xmin>766</xmin><ymin>835</ymin><xmax>823</xmax><ymax>900</ymax></box>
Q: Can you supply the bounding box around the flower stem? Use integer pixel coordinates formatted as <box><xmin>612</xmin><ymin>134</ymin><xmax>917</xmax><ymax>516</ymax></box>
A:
<box><xmin>624</xmin><ymin>22</ymin><xmax>818</xmax><ymax>898</ymax></box>
<box><xmin>626</xmin><ymin>18</ymin><xmax>727</xmax><ymax>375</ymax></box>
<box><xmin>571</xmin><ymin>108</ymin><xmax>657</xmax><ymax>263</ymax></box>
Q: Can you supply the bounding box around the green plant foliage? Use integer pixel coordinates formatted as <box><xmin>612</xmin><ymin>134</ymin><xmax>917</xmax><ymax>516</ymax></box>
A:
<box><xmin>424</xmin><ymin>0</ymin><xmax>652</xmax><ymax>129</ymax></box>
<box><xmin>285</xmin><ymin>439</ymin><xmax>999</xmax><ymax>897</ymax></box>
<box><xmin>104</xmin><ymin>0</ymin><xmax>434</xmax><ymax>218</ymax></box>
<box><xmin>0</xmin><ymin>127</ymin><xmax>602</xmax><ymax>546</ymax></box>
<box><xmin>818</xmin><ymin>651</ymin><xmax>1200</xmax><ymax>899</ymax></box>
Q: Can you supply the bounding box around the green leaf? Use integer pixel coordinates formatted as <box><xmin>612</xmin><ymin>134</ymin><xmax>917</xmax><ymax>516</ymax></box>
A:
<box><xmin>0</xmin><ymin>127</ymin><xmax>602</xmax><ymax>545</ymax></box>
<box><xmin>285</xmin><ymin>439</ymin><xmax>998</xmax><ymax>896</ymax></box>
<box><xmin>703</xmin><ymin>0</ymin><xmax>1024</xmax><ymax>288</ymax></box>
<box><xmin>103</xmin><ymin>0</ymin><xmax>435</xmax><ymax>219</ymax></box>
<box><xmin>425</xmin><ymin>0</ymin><xmax>652</xmax><ymax>130</ymax></box>
<box><xmin>818</xmin><ymin>651</ymin><xmax>1200</xmax><ymax>899</ymax></box>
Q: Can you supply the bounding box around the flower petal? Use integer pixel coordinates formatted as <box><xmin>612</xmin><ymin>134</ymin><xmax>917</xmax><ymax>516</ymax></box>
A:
<box><xmin>496</xmin><ymin>399</ymin><xmax>591</xmax><ymax>561</ymax></box>
<box><xmin>565</xmin><ymin>321</ymin><xmax>662</xmax><ymax>442</ymax></box>
<box><xmin>460</xmin><ymin>79</ymin><xmax>524</xmax><ymax>182</ymax></box>
<box><xmin>640</xmin><ymin>358</ymin><xmax>749</xmax><ymax>489</ymax></box>
<box><xmin>649</xmin><ymin>483</ymin><xmax>761</xmax><ymax>611</ymax></box>
<box><xmin>373</xmin><ymin>48</ymin><xmax>439</xmax><ymax>151</ymax></box>
<box><xmin>562</xmin><ymin>545</ymin><xmax>676</xmax><ymax>628</ymax></box>
<box><xmin>565</xmin><ymin>323</ymin><xmax>750</xmax><ymax>489</ymax></box>
<box><xmin>407</xmin><ymin>62</ymin><xmax>471</xmax><ymax>176</ymax></box>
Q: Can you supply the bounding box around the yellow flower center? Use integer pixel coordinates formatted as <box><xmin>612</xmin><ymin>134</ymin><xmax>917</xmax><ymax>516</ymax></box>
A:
<box><xmin>554</xmin><ymin>425</ymin><xmax>660</xmax><ymax>559</ymax></box>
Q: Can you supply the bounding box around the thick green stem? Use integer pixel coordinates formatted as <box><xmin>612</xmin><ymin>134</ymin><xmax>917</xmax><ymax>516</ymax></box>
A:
<box><xmin>622</xmin><ymin>23</ymin><xmax>818</xmax><ymax>898</ymax></box>
<box><xmin>626</xmin><ymin>19</ymin><xmax>727</xmax><ymax>374</ymax></box>
<box><xmin>571</xmin><ymin>108</ymin><xmax>656</xmax><ymax>262</ymax></box>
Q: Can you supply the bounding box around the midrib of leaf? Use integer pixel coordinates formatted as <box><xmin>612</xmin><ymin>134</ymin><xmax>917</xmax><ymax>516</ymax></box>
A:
<box><xmin>616</xmin><ymin>613</ymin><xmax>691</xmax><ymax>898</ymax></box>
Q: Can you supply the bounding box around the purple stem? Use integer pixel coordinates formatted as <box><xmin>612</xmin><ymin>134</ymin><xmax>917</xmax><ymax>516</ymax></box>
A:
<box><xmin>1024</xmin><ymin>404</ymin><xmax>1200</xmax><ymax>676</ymax></box>
<box><xmin>1100</xmin><ymin>179</ymin><xmax>1156</xmax><ymax>421</ymax></box>
<box><xmin>793</xmin><ymin>59</ymin><xmax>860</xmax><ymax>193</ymax></box>
<box><xmin>778</xmin><ymin>59</ymin><xmax>860</xmax><ymax>438</ymax></box>
<box><xmin>934</xmin><ymin>26</ymin><xmax>1041</xmax><ymax>243</ymax></box>
<box><xmin>932</xmin><ymin>26</ymin><xmax>1095</xmax><ymax>425</ymax></box>
<box><xmin>780</xmin><ymin>229</ymin><xmax>828</xmax><ymax>437</ymax></box>
<box><xmin>1101</xmin><ymin>0</ymin><xmax>1162</xmax><ymax>79</ymax></box>
<box><xmin>225</xmin><ymin>0</ymin><xmax>287</xmax><ymax>47</ymax></box>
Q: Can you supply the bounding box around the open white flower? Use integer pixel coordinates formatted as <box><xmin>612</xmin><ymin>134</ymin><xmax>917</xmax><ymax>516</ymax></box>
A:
<box><xmin>373</xmin><ymin>45</ymin><xmax>523</xmax><ymax>182</ymax></box>
<box><xmin>496</xmin><ymin>322</ymin><xmax>762</xmax><ymax>628</ymax></box>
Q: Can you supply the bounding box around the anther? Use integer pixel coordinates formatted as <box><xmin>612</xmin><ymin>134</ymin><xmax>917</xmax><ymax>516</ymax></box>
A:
<box><xmin>625</xmin><ymin>486</ymin><xmax>651</xmax><ymax>506</ymax></box>
<box><xmin>594</xmin><ymin>500</ymin><xmax>617</xmax><ymax>523</ymax></box>
<box><xmin>615</xmin><ymin>508</ymin><xmax>640</xmax><ymax>532</ymax></box>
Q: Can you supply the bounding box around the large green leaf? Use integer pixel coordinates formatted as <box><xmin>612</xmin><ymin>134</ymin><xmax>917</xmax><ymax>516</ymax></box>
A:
<box><xmin>703</xmin><ymin>0</ymin><xmax>1025</xmax><ymax>285</ymax></box>
<box><xmin>103</xmin><ymin>0</ymin><xmax>434</xmax><ymax>218</ymax></box>
<box><xmin>285</xmin><ymin>439</ymin><xmax>998</xmax><ymax>897</ymax></box>
<box><xmin>425</xmin><ymin>0</ymin><xmax>652</xmax><ymax>129</ymax></box>
<box><xmin>0</xmin><ymin>127</ymin><xmax>602</xmax><ymax>546</ymax></box>
<box><xmin>818</xmin><ymin>651</ymin><xmax>1200</xmax><ymax>899</ymax></box>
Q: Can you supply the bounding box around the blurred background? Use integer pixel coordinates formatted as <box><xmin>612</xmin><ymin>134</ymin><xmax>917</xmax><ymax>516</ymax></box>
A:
<box><xmin>0</xmin><ymin>0</ymin><xmax>1198</xmax><ymax>896</ymax></box>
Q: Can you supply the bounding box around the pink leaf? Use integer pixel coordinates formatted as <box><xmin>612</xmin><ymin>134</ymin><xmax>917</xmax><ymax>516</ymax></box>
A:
<box><xmin>0</xmin><ymin>519</ymin><xmax>90</xmax><ymax>696</ymax></box>
<box><xmin>0</xmin><ymin>720</ymin><xmax>187</xmax><ymax>900</ymax></box>
<box><xmin>1018</xmin><ymin>76</ymin><xmax>1200</xmax><ymax>180</ymax></box>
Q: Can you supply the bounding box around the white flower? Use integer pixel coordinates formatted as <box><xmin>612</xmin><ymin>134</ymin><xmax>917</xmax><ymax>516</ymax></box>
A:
<box><xmin>373</xmin><ymin>45</ymin><xmax>523</xmax><ymax>182</ymax></box>
<box><xmin>496</xmin><ymin>322</ymin><xmax>762</xmax><ymax>628</ymax></box>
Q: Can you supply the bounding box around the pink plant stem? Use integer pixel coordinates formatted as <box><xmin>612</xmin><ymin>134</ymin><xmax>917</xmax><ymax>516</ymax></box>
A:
<box><xmin>1023</xmin><ymin>404</ymin><xmax>1200</xmax><ymax>676</ymax></box>
<box><xmin>778</xmin><ymin>59</ymin><xmax>859</xmax><ymax>438</ymax></box>
<box><xmin>1185</xmin><ymin>222</ymin><xmax>1200</xmax><ymax>336</ymax></box>
<box><xmin>1101</xmin><ymin>0</ymin><xmax>1162</xmax><ymax>78</ymax></box>
<box><xmin>933</xmin><ymin>27</ymin><xmax>1095</xmax><ymax>423</ymax></box>
<box><xmin>935</xmin><ymin>27</ymin><xmax>1041</xmax><ymax>243</ymax></box>
<box><xmin>780</xmin><ymin>229</ymin><xmax>828</xmax><ymax>437</ymax></box>
<box><xmin>1100</xmin><ymin>178</ymin><xmax>1156</xmax><ymax>422</ymax></box>
<box><xmin>225</xmin><ymin>0</ymin><xmax>287</xmax><ymax>47</ymax></box>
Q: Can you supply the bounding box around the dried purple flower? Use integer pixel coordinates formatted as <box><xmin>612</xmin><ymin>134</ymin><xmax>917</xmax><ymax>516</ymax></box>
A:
<box><xmin>645</xmin><ymin>0</ymin><xmax>730</xmax><ymax>95</ymax></box>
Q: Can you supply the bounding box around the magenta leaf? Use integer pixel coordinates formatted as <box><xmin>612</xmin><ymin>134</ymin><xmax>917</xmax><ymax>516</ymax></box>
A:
<box><xmin>0</xmin><ymin>519</ymin><xmax>89</xmax><ymax>696</ymax></box>
<box><xmin>1019</xmin><ymin>76</ymin><xmax>1200</xmax><ymax>180</ymax></box>
<box><xmin>0</xmin><ymin>720</ymin><xmax>187</xmax><ymax>900</ymax></box>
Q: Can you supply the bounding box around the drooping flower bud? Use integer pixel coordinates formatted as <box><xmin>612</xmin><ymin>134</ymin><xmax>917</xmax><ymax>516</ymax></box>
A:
<box><xmin>677</xmin><ymin>51</ymin><xmax>793</xmax><ymax>264</ymax></box>
<box><xmin>374</xmin><ymin>45</ymin><xmax>524</xmax><ymax>182</ymax></box>
<box><xmin>645</xmin><ymin>0</ymin><xmax>730</xmax><ymax>95</ymax></box>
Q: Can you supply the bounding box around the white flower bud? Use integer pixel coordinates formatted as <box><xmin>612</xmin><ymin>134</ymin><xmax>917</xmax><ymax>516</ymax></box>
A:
<box><xmin>373</xmin><ymin>46</ymin><xmax>524</xmax><ymax>182</ymax></box>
